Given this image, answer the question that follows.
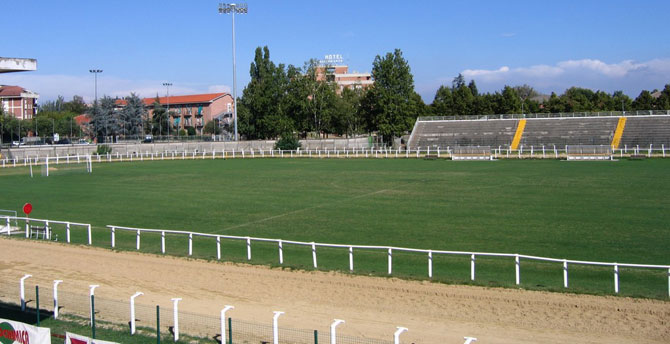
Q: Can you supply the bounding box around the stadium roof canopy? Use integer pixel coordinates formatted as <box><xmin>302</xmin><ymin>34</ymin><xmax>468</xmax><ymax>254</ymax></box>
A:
<box><xmin>0</xmin><ymin>57</ymin><xmax>37</xmax><ymax>73</ymax></box>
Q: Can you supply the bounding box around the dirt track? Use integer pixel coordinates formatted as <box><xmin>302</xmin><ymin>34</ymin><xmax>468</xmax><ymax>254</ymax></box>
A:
<box><xmin>1</xmin><ymin>239</ymin><xmax>668</xmax><ymax>343</ymax></box>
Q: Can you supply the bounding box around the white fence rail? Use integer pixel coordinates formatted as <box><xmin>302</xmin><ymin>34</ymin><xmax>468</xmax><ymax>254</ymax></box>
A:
<box><xmin>2</xmin><ymin>216</ymin><xmax>669</xmax><ymax>297</ymax></box>
<box><xmin>1</xmin><ymin>216</ymin><xmax>92</xmax><ymax>244</ymax></box>
<box><xmin>101</xmin><ymin>224</ymin><xmax>670</xmax><ymax>297</ymax></box>
<box><xmin>1</xmin><ymin>143</ymin><xmax>668</xmax><ymax>170</ymax></box>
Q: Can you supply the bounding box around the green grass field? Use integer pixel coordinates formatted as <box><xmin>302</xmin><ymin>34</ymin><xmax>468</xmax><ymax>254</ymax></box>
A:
<box><xmin>1</xmin><ymin>158</ymin><xmax>669</xmax><ymax>298</ymax></box>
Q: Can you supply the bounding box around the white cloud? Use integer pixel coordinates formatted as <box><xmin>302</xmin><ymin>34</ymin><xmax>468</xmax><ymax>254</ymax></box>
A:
<box><xmin>208</xmin><ymin>84</ymin><xmax>231</xmax><ymax>93</ymax></box>
<box><xmin>0</xmin><ymin>73</ymin><xmax>231</xmax><ymax>103</ymax></box>
<box><xmin>459</xmin><ymin>58</ymin><xmax>670</xmax><ymax>96</ymax></box>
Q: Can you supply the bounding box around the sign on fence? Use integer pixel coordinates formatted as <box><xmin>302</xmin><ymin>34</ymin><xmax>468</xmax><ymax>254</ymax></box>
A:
<box><xmin>65</xmin><ymin>332</ymin><xmax>118</xmax><ymax>344</ymax></box>
<box><xmin>0</xmin><ymin>318</ymin><xmax>51</xmax><ymax>344</ymax></box>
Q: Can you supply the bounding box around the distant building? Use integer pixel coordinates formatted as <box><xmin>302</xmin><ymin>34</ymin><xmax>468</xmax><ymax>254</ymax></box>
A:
<box><xmin>116</xmin><ymin>93</ymin><xmax>234</xmax><ymax>135</ymax></box>
<box><xmin>0</xmin><ymin>85</ymin><xmax>39</xmax><ymax>120</ymax></box>
<box><xmin>315</xmin><ymin>54</ymin><xmax>373</xmax><ymax>93</ymax></box>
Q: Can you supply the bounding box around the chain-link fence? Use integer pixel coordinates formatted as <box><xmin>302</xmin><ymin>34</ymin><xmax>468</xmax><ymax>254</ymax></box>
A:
<box><xmin>0</xmin><ymin>278</ymin><xmax>394</xmax><ymax>344</ymax></box>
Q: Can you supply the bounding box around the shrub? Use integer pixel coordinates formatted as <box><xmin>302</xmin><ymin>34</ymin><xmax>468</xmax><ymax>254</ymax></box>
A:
<box><xmin>96</xmin><ymin>144</ymin><xmax>112</xmax><ymax>155</ymax></box>
<box><xmin>274</xmin><ymin>135</ymin><xmax>301</xmax><ymax>150</ymax></box>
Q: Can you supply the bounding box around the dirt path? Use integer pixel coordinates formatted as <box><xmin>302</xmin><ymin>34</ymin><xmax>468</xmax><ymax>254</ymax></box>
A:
<box><xmin>1</xmin><ymin>239</ymin><xmax>668</xmax><ymax>343</ymax></box>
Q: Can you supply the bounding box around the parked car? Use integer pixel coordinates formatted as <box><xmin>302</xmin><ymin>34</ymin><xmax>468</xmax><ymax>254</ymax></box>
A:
<box><xmin>57</xmin><ymin>138</ymin><xmax>71</xmax><ymax>144</ymax></box>
<box><xmin>11</xmin><ymin>141</ymin><xmax>21</xmax><ymax>147</ymax></box>
<box><xmin>143</xmin><ymin>135</ymin><xmax>153</xmax><ymax>143</ymax></box>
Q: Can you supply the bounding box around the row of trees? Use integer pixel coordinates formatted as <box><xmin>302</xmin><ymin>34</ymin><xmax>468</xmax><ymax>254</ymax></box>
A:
<box><xmin>237</xmin><ymin>47</ymin><xmax>423</xmax><ymax>144</ymax></box>
<box><xmin>432</xmin><ymin>77</ymin><xmax>670</xmax><ymax>117</ymax></box>
<box><xmin>236</xmin><ymin>46</ymin><xmax>670</xmax><ymax>145</ymax></box>
<box><xmin>0</xmin><ymin>95</ymin><xmax>88</xmax><ymax>143</ymax></box>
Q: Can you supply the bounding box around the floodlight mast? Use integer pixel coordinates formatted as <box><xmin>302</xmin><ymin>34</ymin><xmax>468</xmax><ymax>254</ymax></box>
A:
<box><xmin>89</xmin><ymin>69</ymin><xmax>103</xmax><ymax>141</ymax></box>
<box><xmin>219</xmin><ymin>3</ymin><xmax>248</xmax><ymax>142</ymax></box>
<box><xmin>163</xmin><ymin>82</ymin><xmax>172</xmax><ymax>140</ymax></box>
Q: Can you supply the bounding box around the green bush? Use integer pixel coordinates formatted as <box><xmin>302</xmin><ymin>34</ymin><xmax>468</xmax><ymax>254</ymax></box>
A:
<box><xmin>96</xmin><ymin>144</ymin><xmax>112</xmax><ymax>155</ymax></box>
<box><xmin>178</xmin><ymin>129</ymin><xmax>187</xmax><ymax>137</ymax></box>
<box><xmin>274</xmin><ymin>135</ymin><xmax>301</xmax><ymax>150</ymax></box>
<box><xmin>186</xmin><ymin>126</ymin><xmax>196</xmax><ymax>136</ymax></box>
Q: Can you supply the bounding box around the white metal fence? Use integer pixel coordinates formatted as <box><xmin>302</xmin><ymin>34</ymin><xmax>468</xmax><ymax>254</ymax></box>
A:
<box><xmin>2</xmin><ymin>214</ymin><xmax>669</xmax><ymax>298</ymax></box>
<box><xmin>0</xmin><ymin>143</ymin><xmax>668</xmax><ymax>171</ymax></box>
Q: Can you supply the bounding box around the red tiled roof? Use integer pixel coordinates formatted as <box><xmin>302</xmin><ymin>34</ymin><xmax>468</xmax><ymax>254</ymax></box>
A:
<box><xmin>144</xmin><ymin>93</ymin><xmax>228</xmax><ymax>106</ymax></box>
<box><xmin>114</xmin><ymin>93</ymin><xmax>229</xmax><ymax>107</ymax></box>
<box><xmin>0</xmin><ymin>85</ymin><xmax>26</xmax><ymax>97</ymax></box>
<box><xmin>75</xmin><ymin>114</ymin><xmax>90</xmax><ymax>125</ymax></box>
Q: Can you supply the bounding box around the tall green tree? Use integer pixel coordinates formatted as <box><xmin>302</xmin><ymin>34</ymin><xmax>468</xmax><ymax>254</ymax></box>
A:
<box><xmin>430</xmin><ymin>85</ymin><xmax>454</xmax><ymax>116</ymax></box>
<box><xmin>655</xmin><ymin>84</ymin><xmax>670</xmax><ymax>110</ymax></box>
<box><xmin>239</xmin><ymin>46</ymin><xmax>293</xmax><ymax>139</ymax></box>
<box><xmin>632</xmin><ymin>90</ymin><xmax>656</xmax><ymax>110</ymax></box>
<box><xmin>361</xmin><ymin>49</ymin><xmax>419</xmax><ymax>145</ymax></box>
<box><xmin>150</xmin><ymin>97</ymin><xmax>171</xmax><ymax>136</ymax></box>
<box><xmin>120</xmin><ymin>93</ymin><xmax>146</xmax><ymax>136</ymax></box>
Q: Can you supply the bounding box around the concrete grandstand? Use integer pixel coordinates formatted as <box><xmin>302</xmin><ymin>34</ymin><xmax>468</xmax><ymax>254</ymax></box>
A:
<box><xmin>407</xmin><ymin>111</ymin><xmax>670</xmax><ymax>150</ymax></box>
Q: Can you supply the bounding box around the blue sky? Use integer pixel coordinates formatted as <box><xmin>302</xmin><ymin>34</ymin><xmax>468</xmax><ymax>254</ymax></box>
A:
<box><xmin>3</xmin><ymin>0</ymin><xmax>670</xmax><ymax>103</ymax></box>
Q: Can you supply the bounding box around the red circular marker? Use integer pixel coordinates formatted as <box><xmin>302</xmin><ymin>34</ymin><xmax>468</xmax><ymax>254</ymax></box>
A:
<box><xmin>23</xmin><ymin>203</ymin><xmax>32</xmax><ymax>215</ymax></box>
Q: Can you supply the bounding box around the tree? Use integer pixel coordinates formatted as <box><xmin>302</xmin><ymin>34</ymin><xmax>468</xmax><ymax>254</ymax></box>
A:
<box><xmin>332</xmin><ymin>87</ymin><xmax>365</xmax><ymax>137</ymax></box>
<box><xmin>632</xmin><ymin>90</ymin><xmax>655</xmax><ymax>110</ymax></box>
<box><xmin>655</xmin><ymin>84</ymin><xmax>670</xmax><ymax>110</ymax></box>
<box><xmin>431</xmin><ymin>86</ymin><xmax>454</xmax><ymax>116</ymax></box>
<box><xmin>150</xmin><ymin>97</ymin><xmax>170</xmax><ymax>136</ymax></box>
<box><xmin>203</xmin><ymin>120</ymin><xmax>221</xmax><ymax>135</ymax></box>
<box><xmin>499</xmin><ymin>86</ymin><xmax>522</xmax><ymax>114</ymax></box>
<box><xmin>612</xmin><ymin>91</ymin><xmax>632</xmax><ymax>112</ymax></box>
<box><xmin>238</xmin><ymin>46</ymin><xmax>293</xmax><ymax>139</ymax></box>
<box><xmin>361</xmin><ymin>49</ymin><xmax>419</xmax><ymax>146</ymax></box>
<box><xmin>64</xmin><ymin>95</ymin><xmax>88</xmax><ymax>114</ymax></box>
<box><xmin>120</xmin><ymin>93</ymin><xmax>146</xmax><ymax>136</ymax></box>
<box><xmin>451</xmin><ymin>78</ymin><xmax>475</xmax><ymax>117</ymax></box>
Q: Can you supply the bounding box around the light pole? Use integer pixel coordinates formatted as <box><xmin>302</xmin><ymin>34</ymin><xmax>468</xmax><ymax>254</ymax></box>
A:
<box><xmin>163</xmin><ymin>82</ymin><xmax>172</xmax><ymax>140</ymax></box>
<box><xmin>90</xmin><ymin>69</ymin><xmax>103</xmax><ymax>141</ymax></box>
<box><xmin>219</xmin><ymin>2</ymin><xmax>248</xmax><ymax>141</ymax></box>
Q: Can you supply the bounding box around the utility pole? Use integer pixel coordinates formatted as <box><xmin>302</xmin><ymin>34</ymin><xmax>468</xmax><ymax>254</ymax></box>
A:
<box><xmin>219</xmin><ymin>2</ymin><xmax>248</xmax><ymax>141</ymax></box>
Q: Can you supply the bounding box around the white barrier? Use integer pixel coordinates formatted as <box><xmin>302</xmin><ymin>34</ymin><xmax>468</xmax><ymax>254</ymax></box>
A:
<box><xmin>4</xmin><ymin>215</ymin><xmax>669</xmax><ymax>296</ymax></box>
<box><xmin>105</xmin><ymin>224</ymin><xmax>670</xmax><ymax>297</ymax></box>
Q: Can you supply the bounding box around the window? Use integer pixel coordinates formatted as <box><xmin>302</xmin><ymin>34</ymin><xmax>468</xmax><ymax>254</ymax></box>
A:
<box><xmin>227</xmin><ymin>103</ymin><xmax>232</xmax><ymax>112</ymax></box>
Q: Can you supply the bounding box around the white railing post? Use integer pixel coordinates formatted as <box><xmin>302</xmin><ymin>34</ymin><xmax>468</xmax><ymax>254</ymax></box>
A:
<box><xmin>136</xmin><ymin>229</ymin><xmax>141</xmax><ymax>250</ymax></box>
<box><xmin>111</xmin><ymin>227</ymin><xmax>116</xmax><ymax>248</ymax></box>
<box><xmin>667</xmin><ymin>268</ymin><xmax>670</xmax><ymax>298</ymax></box>
<box><xmin>246</xmin><ymin>237</ymin><xmax>251</xmax><ymax>260</ymax></box>
<box><xmin>470</xmin><ymin>254</ymin><xmax>476</xmax><ymax>281</ymax></box>
<box><xmin>5</xmin><ymin>217</ymin><xmax>9</xmax><ymax>236</ymax></box>
<box><xmin>387</xmin><ymin>248</ymin><xmax>393</xmax><ymax>275</ymax></box>
<box><xmin>45</xmin><ymin>220</ymin><xmax>50</xmax><ymax>240</ymax></box>
<box><xmin>330</xmin><ymin>319</ymin><xmax>345</xmax><ymax>344</ymax></box>
<box><xmin>515</xmin><ymin>254</ymin><xmax>520</xmax><ymax>285</ymax></box>
<box><xmin>393</xmin><ymin>327</ymin><xmax>408</xmax><ymax>344</ymax></box>
<box><xmin>614</xmin><ymin>264</ymin><xmax>619</xmax><ymax>294</ymax></box>
<box><xmin>188</xmin><ymin>233</ymin><xmax>193</xmax><ymax>256</ymax></box>
<box><xmin>87</xmin><ymin>224</ymin><xmax>92</xmax><ymax>245</ymax></box>
<box><xmin>563</xmin><ymin>260</ymin><xmax>569</xmax><ymax>288</ymax></box>
<box><xmin>130</xmin><ymin>292</ymin><xmax>143</xmax><ymax>335</ymax></box>
<box><xmin>278</xmin><ymin>240</ymin><xmax>284</xmax><ymax>264</ymax></box>
<box><xmin>349</xmin><ymin>246</ymin><xmax>354</xmax><ymax>271</ymax></box>
<box><xmin>66</xmin><ymin>222</ymin><xmax>71</xmax><ymax>243</ymax></box>
<box><xmin>221</xmin><ymin>305</ymin><xmax>234</xmax><ymax>343</ymax></box>
<box><xmin>172</xmin><ymin>298</ymin><xmax>182</xmax><ymax>342</ymax></box>
<box><xmin>428</xmin><ymin>250</ymin><xmax>433</xmax><ymax>278</ymax></box>
<box><xmin>89</xmin><ymin>285</ymin><xmax>99</xmax><ymax>325</ymax></box>
<box><xmin>162</xmin><ymin>231</ymin><xmax>166</xmax><ymax>254</ymax></box>
<box><xmin>272</xmin><ymin>311</ymin><xmax>284</xmax><ymax>344</ymax></box>
<box><xmin>53</xmin><ymin>280</ymin><xmax>63</xmax><ymax>318</ymax></box>
<box><xmin>312</xmin><ymin>242</ymin><xmax>318</xmax><ymax>268</ymax></box>
<box><xmin>20</xmin><ymin>274</ymin><xmax>32</xmax><ymax>311</ymax></box>
<box><xmin>217</xmin><ymin>236</ymin><xmax>221</xmax><ymax>260</ymax></box>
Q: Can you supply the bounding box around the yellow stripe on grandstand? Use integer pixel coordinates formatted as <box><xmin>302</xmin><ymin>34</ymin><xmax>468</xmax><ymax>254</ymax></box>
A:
<box><xmin>510</xmin><ymin>119</ymin><xmax>526</xmax><ymax>150</ymax></box>
<box><xmin>611</xmin><ymin>117</ymin><xmax>627</xmax><ymax>149</ymax></box>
